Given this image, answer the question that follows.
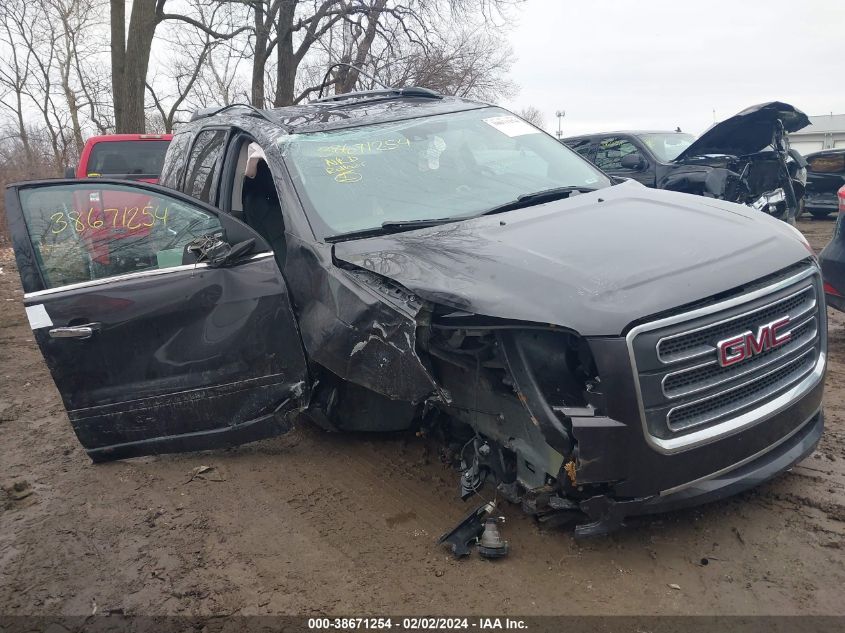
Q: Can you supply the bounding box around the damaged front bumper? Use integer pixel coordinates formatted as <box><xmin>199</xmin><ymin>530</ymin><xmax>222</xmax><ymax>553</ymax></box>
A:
<box><xmin>575</xmin><ymin>408</ymin><xmax>823</xmax><ymax>536</ymax></box>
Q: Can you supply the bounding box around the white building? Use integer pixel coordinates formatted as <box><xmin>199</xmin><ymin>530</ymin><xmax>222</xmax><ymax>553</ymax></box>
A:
<box><xmin>789</xmin><ymin>113</ymin><xmax>845</xmax><ymax>155</ymax></box>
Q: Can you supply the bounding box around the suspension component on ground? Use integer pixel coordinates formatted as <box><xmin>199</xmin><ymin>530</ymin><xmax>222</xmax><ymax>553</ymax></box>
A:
<box><xmin>478</xmin><ymin>517</ymin><xmax>509</xmax><ymax>559</ymax></box>
<box><xmin>437</xmin><ymin>501</ymin><xmax>495</xmax><ymax>558</ymax></box>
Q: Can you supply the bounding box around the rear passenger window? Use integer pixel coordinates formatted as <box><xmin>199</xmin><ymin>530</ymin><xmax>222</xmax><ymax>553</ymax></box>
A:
<box><xmin>18</xmin><ymin>183</ymin><xmax>223</xmax><ymax>289</ymax></box>
<box><xmin>184</xmin><ymin>130</ymin><xmax>227</xmax><ymax>203</ymax></box>
<box><xmin>160</xmin><ymin>132</ymin><xmax>192</xmax><ymax>189</ymax></box>
<box><xmin>594</xmin><ymin>137</ymin><xmax>638</xmax><ymax>170</ymax></box>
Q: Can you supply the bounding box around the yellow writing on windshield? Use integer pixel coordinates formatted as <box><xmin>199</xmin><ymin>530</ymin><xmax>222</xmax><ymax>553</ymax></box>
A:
<box><xmin>317</xmin><ymin>138</ymin><xmax>411</xmax><ymax>156</ymax></box>
<box><xmin>324</xmin><ymin>155</ymin><xmax>363</xmax><ymax>183</ymax></box>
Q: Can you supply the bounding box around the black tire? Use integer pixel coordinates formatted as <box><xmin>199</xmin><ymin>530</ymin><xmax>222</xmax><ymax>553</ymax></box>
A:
<box><xmin>809</xmin><ymin>209</ymin><xmax>833</xmax><ymax>219</ymax></box>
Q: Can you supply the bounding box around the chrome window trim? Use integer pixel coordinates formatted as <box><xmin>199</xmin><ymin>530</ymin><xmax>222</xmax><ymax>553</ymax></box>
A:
<box><xmin>655</xmin><ymin>282</ymin><xmax>816</xmax><ymax>365</ymax></box>
<box><xmin>626</xmin><ymin>263</ymin><xmax>826</xmax><ymax>454</ymax></box>
<box><xmin>23</xmin><ymin>252</ymin><xmax>275</xmax><ymax>300</ymax></box>
<box><xmin>660</xmin><ymin>312</ymin><xmax>818</xmax><ymax>399</ymax></box>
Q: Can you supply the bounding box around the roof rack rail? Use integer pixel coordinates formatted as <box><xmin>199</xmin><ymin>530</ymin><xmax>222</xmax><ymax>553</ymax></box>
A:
<box><xmin>313</xmin><ymin>62</ymin><xmax>441</xmax><ymax>103</ymax></box>
<box><xmin>313</xmin><ymin>86</ymin><xmax>442</xmax><ymax>104</ymax></box>
<box><xmin>189</xmin><ymin>103</ymin><xmax>273</xmax><ymax>122</ymax></box>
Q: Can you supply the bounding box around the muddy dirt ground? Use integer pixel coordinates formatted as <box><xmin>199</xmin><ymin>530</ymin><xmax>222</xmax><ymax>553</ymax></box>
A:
<box><xmin>1</xmin><ymin>217</ymin><xmax>843</xmax><ymax>617</ymax></box>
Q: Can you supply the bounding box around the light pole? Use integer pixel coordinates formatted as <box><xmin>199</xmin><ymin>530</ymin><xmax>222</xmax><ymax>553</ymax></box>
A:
<box><xmin>555</xmin><ymin>110</ymin><xmax>566</xmax><ymax>138</ymax></box>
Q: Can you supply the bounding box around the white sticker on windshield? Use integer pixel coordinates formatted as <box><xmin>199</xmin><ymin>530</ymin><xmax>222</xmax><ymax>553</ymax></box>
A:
<box><xmin>483</xmin><ymin>115</ymin><xmax>541</xmax><ymax>138</ymax></box>
<box><xmin>25</xmin><ymin>304</ymin><xmax>53</xmax><ymax>330</ymax></box>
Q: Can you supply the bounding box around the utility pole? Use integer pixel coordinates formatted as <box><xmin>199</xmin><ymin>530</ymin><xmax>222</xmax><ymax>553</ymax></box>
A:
<box><xmin>555</xmin><ymin>110</ymin><xmax>566</xmax><ymax>139</ymax></box>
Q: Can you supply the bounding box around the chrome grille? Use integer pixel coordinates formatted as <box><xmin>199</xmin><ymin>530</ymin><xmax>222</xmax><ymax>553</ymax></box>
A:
<box><xmin>661</xmin><ymin>313</ymin><xmax>817</xmax><ymax>398</ymax></box>
<box><xmin>666</xmin><ymin>348</ymin><xmax>817</xmax><ymax>431</ymax></box>
<box><xmin>657</xmin><ymin>286</ymin><xmax>814</xmax><ymax>363</ymax></box>
<box><xmin>628</xmin><ymin>264</ymin><xmax>825</xmax><ymax>452</ymax></box>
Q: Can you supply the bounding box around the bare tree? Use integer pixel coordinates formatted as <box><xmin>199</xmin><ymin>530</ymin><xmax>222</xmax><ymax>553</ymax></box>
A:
<box><xmin>110</xmin><ymin>0</ymin><xmax>250</xmax><ymax>133</ymax></box>
<box><xmin>302</xmin><ymin>0</ymin><xmax>519</xmax><ymax>103</ymax></box>
<box><xmin>0</xmin><ymin>0</ymin><xmax>111</xmax><ymax>172</ymax></box>
<box><xmin>0</xmin><ymin>0</ymin><xmax>72</xmax><ymax>170</ymax></box>
<box><xmin>0</xmin><ymin>1</ymin><xmax>36</xmax><ymax>165</ymax></box>
<box><xmin>188</xmin><ymin>39</ymin><xmax>251</xmax><ymax>109</ymax></box>
<box><xmin>49</xmin><ymin>0</ymin><xmax>111</xmax><ymax>155</ymax></box>
<box><xmin>518</xmin><ymin>105</ymin><xmax>544</xmax><ymax>128</ymax></box>
<box><xmin>145</xmin><ymin>0</ymin><xmax>244</xmax><ymax>132</ymax></box>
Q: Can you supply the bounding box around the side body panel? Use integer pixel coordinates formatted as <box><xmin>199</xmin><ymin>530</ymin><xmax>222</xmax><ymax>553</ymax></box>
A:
<box><xmin>7</xmin><ymin>181</ymin><xmax>310</xmax><ymax>461</ymax></box>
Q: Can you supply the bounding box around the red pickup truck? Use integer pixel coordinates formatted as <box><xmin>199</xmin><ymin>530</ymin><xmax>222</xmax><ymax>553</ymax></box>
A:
<box><xmin>68</xmin><ymin>134</ymin><xmax>172</xmax><ymax>182</ymax></box>
<box><xmin>61</xmin><ymin>134</ymin><xmax>173</xmax><ymax>275</ymax></box>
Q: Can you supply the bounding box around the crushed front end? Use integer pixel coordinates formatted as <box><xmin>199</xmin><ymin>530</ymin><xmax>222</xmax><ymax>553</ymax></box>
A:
<box><xmin>422</xmin><ymin>262</ymin><xmax>826</xmax><ymax>536</ymax></box>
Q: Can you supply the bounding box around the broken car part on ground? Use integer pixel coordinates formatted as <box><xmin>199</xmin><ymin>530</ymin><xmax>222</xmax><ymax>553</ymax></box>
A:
<box><xmin>4</xmin><ymin>88</ymin><xmax>826</xmax><ymax>537</ymax></box>
<box><xmin>563</xmin><ymin>101</ymin><xmax>810</xmax><ymax>223</ymax></box>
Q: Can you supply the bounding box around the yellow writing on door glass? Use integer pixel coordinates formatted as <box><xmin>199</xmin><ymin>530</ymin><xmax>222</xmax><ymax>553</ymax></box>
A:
<box><xmin>50</xmin><ymin>206</ymin><xmax>169</xmax><ymax>234</ymax></box>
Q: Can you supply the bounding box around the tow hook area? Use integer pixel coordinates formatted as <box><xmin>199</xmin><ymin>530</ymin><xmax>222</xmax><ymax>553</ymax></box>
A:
<box><xmin>438</xmin><ymin>502</ymin><xmax>509</xmax><ymax>559</ymax></box>
<box><xmin>575</xmin><ymin>495</ymin><xmax>652</xmax><ymax>538</ymax></box>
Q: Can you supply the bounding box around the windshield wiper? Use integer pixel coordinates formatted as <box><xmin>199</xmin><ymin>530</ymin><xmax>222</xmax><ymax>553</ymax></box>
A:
<box><xmin>325</xmin><ymin>187</ymin><xmax>597</xmax><ymax>243</ymax></box>
<box><xmin>477</xmin><ymin>186</ymin><xmax>597</xmax><ymax>217</ymax></box>
<box><xmin>380</xmin><ymin>218</ymin><xmax>459</xmax><ymax>230</ymax></box>
<box><xmin>325</xmin><ymin>217</ymin><xmax>460</xmax><ymax>243</ymax></box>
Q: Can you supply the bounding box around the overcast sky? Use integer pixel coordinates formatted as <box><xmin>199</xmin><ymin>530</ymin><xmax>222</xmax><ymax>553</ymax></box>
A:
<box><xmin>503</xmin><ymin>0</ymin><xmax>845</xmax><ymax>137</ymax></box>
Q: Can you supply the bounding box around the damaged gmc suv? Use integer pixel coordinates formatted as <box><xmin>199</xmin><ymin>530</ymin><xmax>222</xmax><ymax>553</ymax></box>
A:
<box><xmin>5</xmin><ymin>88</ymin><xmax>825</xmax><ymax>536</ymax></box>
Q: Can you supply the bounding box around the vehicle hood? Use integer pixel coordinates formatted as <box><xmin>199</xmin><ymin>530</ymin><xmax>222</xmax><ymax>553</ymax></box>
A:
<box><xmin>675</xmin><ymin>101</ymin><xmax>810</xmax><ymax>161</ymax></box>
<box><xmin>332</xmin><ymin>181</ymin><xmax>813</xmax><ymax>336</ymax></box>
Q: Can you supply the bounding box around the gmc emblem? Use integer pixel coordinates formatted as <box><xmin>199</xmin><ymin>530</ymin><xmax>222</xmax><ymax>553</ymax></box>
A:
<box><xmin>716</xmin><ymin>317</ymin><xmax>791</xmax><ymax>367</ymax></box>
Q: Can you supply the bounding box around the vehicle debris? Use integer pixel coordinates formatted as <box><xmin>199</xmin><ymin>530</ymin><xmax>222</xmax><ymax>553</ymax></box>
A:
<box><xmin>478</xmin><ymin>517</ymin><xmax>509</xmax><ymax>559</ymax></box>
<box><xmin>184</xmin><ymin>465</ymin><xmax>225</xmax><ymax>484</ymax></box>
<box><xmin>437</xmin><ymin>501</ymin><xmax>495</xmax><ymax>558</ymax></box>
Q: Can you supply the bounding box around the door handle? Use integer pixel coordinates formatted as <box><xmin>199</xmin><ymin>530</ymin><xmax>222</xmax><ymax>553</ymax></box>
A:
<box><xmin>48</xmin><ymin>323</ymin><xmax>101</xmax><ymax>340</ymax></box>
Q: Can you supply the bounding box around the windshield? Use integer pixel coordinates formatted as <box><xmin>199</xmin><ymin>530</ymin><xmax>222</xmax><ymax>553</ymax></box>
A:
<box><xmin>86</xmin><ymin>140</ymin><xmax>171</xmax><ymax>177</ymax></box>
<box><xmin>282</xmin><ymin>107</ymin><xmax>611</xmax><ymax>238</ymax></box>
<box><xmin>636</xmin><ymin>132</ymin><xmax>696</xmax><ymax>162</ymax></box>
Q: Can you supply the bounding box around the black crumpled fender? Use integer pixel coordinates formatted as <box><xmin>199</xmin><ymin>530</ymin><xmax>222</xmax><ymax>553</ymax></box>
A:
<box><xmin>282</xmin><ymin>236</ymin><xmax>438</xmax><ymax>403</ymax></box>
<box><xmin>660</xmin><ymin>166</ymin><xmax>744</xmax><ymax>201</ymax></box>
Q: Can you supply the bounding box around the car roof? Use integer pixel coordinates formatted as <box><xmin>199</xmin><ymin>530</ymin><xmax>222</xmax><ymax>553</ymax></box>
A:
<box><xmin>562</xmin><ymin>130</ymin><xmax>689</xmax><ymax>141</ymax></box>
<box><xmin>804</xmin><ymin>148</ymin><xmax>845</xmax><ymax>158</ymax></box>
<box><xmin>84</xmin><ymin>134</ymin><xmax>173</xmax><ymax>143</ymax></box>
<box><xmin>185</xmin><ymin>91</ymin><xmax>490</xmax><ymax>136</ymax></box>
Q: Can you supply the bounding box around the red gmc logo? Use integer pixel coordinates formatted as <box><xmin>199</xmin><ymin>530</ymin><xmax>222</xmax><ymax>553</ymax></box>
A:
<box><xmin>716</xmin><ymin>317</ymin><xmax>792</xmax><ymax>367</ymax></box>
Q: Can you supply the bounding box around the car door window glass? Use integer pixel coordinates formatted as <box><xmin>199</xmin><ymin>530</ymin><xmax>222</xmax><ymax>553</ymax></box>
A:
<box><xmin>18</xmin><ymin>183</ymin><xmax>223</xmax><ymax>289</ymax></box>
<box><xmin>184</xmin><ymin>129</ymin><xmax>227</xmax><ymax>203</ymax></box>
<box><xmin>567</xmin><ymin>139</ymin><xmax>595</xmax><ymax>159</ymax></box>
<box><xmin>594</xmin><ymin>137</ymin><xmax>638</xmax><ymax>170</ymax></box>
<box><xmin>160</xmin><ymin>132</ymin><xmax>192</xmax><ymax>188</ymax></box>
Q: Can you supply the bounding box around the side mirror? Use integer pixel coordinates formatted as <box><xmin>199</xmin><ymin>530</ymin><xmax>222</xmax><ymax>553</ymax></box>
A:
<box><xmin>185</xmin><ymin>236</ymin><xmax>256</xmax><ymax>268</ymax></box>
<box><xmin>206</xmin><ymin>238</ymin><xmax>256</xmax><ymax>268</ymax></box>
<box><xmin>620</xmin><ymin>153</ymin><xmax>645</xmax><ymax>170</ymax></box>
<box><xmin>64</xmin><ymin>166</ymin><xmax>76</xmax><ymax>179</ymax></box>
<box><xmin>219</xmin><ymin>238</ymin><xmax>257</xmax><ymax>266</ymax></box>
